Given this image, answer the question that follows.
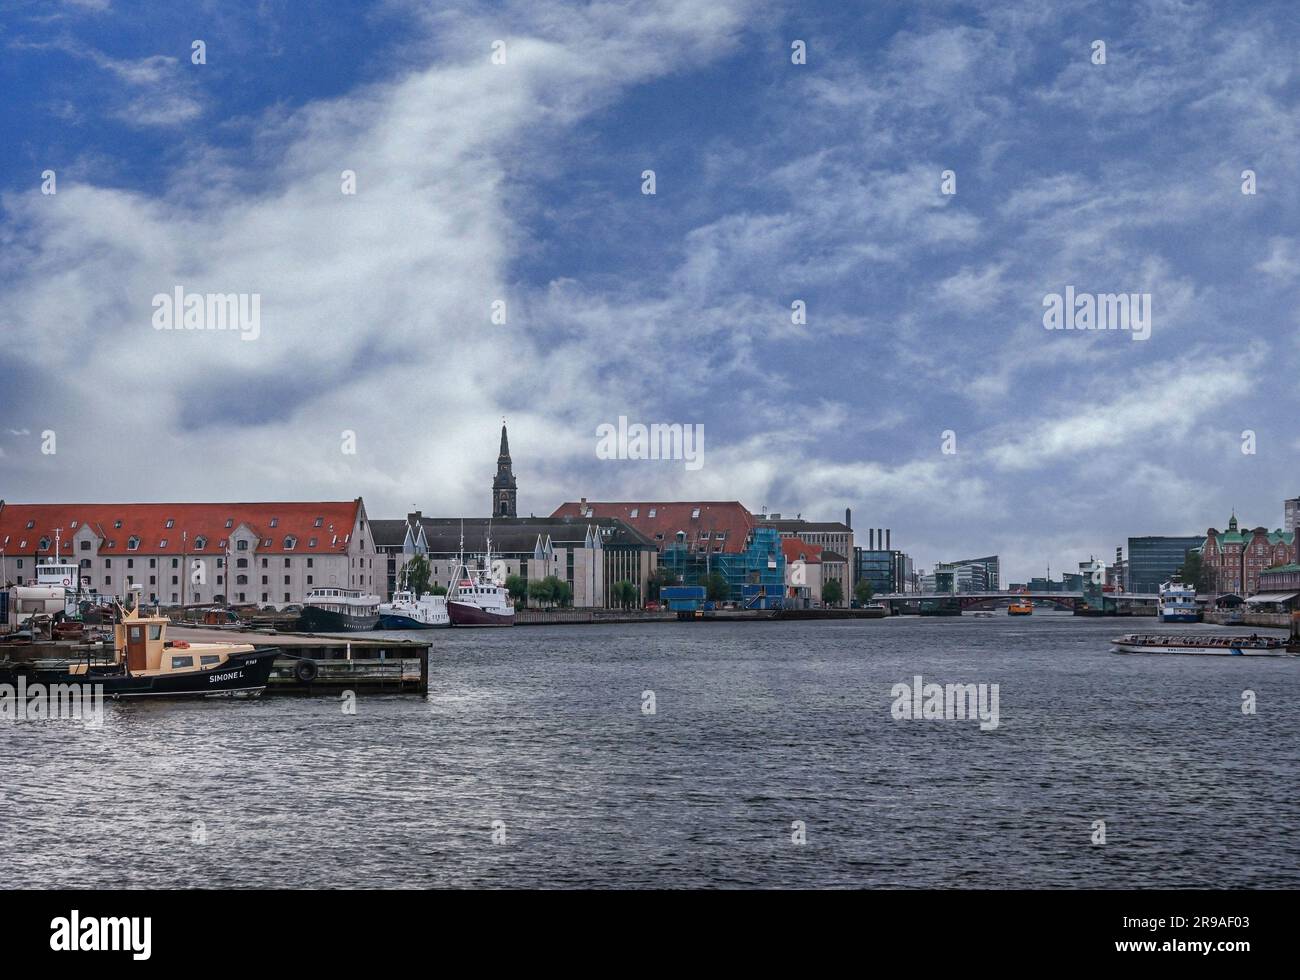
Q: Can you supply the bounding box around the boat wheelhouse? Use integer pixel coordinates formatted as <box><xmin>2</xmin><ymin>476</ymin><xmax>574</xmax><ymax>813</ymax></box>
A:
<box><xmin>1157</xmin><ymin>581</ymin><xmax>1200</xmax><ymax>623</ymax></box>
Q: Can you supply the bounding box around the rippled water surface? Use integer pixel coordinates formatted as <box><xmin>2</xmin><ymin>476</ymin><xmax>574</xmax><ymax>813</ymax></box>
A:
<box><xmin>4</xmin><ymin>613</ymin><xmax>1298</xmax><ymax>888</ymax></box>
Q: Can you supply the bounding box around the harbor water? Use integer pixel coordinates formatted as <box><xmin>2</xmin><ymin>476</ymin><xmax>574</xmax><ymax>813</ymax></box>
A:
<box><xmin>4</xmin><ymin>612</ymin><xmax>1298</xmax><ymax>888</ymax></box>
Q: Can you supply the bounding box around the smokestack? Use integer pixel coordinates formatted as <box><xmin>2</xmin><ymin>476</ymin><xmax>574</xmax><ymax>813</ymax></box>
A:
<box><xmin>886</xmin><ymin>529</ymin><xmax>891</xmax><ymax>551</ymax></box>
<box><xmin>878</xmin><ymin>529</ymin><xmax>884</xmax><ymax>553</ymax></box>
<box><xmin>868</xmin><ymin>529</ymin><xmax>874</xmax><ymax>549</ymax></box>
<box><xmin>845</xmin><ymin>507</ymin><xmax>852</xmax><ymax>531</ymax></box>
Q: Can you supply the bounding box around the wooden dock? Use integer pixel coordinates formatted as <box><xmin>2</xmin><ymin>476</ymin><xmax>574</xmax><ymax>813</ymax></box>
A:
<box><xmin>1</xmin><ymin>627</ymin><xmax>430</xmax><ymax>695</ymax></box>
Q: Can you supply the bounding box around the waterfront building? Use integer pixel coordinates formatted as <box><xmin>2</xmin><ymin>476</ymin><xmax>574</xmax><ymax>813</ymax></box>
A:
<box><xmin>371</xmin><ymin>512</ymin><xmax>657</xmax><ymax>607</ymax></box>
<box><xmin>936</xmin><ymin>556</ymin><xmax>1000</xmax><ymax>592</ymax></box>
<box><xmin>550</xmin><ymin>500</ymin><xmax>784</xmax><ymax>601</ymax></box>
<box><xmin>755</xmin><ymin>512</ymin><xmax>856</xmax><ymax>597</ymax></box>
<box><xmin>1256</xmin><ymin>562</ymin><xmax>1300</xmax><ymax>603</ymax></box>
<box><xmin>1200</xmin><ymin>515</ymin><xmax>1297</xmax><ymax>596</ymax></box>
<box><xmin>782</xmin><ymin>537</ymin><xmax>823</xmax><ymax>606</ymax></box>
<box><xmin>1126</xmin><ymin>535</ymin><xmax>1204</xmax><ymax>594</ymax></box>
<box><xmin>853</xmin><ymin>548</ymin><xmax>913</xmax><ymax>596</ymax></box>
<box><xmin>0</xmin><ymin>499</ymin><xmax>375</xmax><ymax>607</ymax></box>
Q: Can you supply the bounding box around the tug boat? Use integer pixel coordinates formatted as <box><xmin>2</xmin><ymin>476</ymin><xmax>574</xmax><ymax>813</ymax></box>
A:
<box><xmin>1007</xmin><ymin>598</ymin><xmax>1033</xmax><ymax>616</ymax></box>
<box><xmin>11</xmin><ymin>605</ymin><xmax>280</xmax><ymax>697</ymax></box>
<box><xmin>299</xmin><ymin>587</ymin><xmax>381</xmax><ymax>632</ymax></box>
<box><xmin>1157</xmin><ymin>581</ymin><xmax>1201</xmax><ymax>623</ymax></box>
<box><xmin>1111</xmin><ymin>632</ymin><xmax>1294</xmax><ymax>657</ymax></box>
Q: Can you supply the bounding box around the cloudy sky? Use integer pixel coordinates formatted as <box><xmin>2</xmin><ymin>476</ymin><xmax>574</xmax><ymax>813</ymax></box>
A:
<box><xmin>2</xmin><ymin>0</ymin><xmax>1297</xmax><ymax>583</ymax></box>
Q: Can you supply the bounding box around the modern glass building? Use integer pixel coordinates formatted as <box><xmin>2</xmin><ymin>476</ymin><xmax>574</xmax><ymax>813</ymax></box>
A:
<box><xmin>1126</xmin><ymin>536</ymin><xmax>1205</xmax><ymax>594</ymax></box>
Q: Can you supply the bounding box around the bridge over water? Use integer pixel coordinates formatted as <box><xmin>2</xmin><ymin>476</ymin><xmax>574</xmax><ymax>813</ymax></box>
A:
<box><xmin>874</xmin><ymin>591</ymin><xmax>1159</xmax><ymax>613</ymax></box>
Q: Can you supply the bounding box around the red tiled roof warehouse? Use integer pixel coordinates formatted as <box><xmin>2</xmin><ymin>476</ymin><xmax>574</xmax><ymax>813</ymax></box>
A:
<box><xmin>0</xmin><ymin>501</ymin><xmax>364</xmax><ymax>556</ymax></box>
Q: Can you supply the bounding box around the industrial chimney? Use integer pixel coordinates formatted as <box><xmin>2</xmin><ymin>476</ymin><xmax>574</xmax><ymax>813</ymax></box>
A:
<box><xmin>886</xmin><ymin>528</ymin><xmax>891</xmax><ymax>551</ymax></box>
<box><xmin>845</xmin><ymin>507</ymin><xmax>852</xmax><ymax>531</ymax></box>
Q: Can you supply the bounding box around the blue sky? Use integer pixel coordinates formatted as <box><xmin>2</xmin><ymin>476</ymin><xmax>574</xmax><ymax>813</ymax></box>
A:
<box><xmin>2</xmin><ymin>0</ymin><xmax>1298</xmax><ymax>583</ymax></box>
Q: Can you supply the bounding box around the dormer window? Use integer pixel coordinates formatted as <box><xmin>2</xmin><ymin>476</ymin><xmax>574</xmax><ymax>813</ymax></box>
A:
<box><xmin>114</xmin><ymin>520</ymin><xmax>123</xmax><ymax>529</ymax></box>
<box><xmin>194</xmin><ymin>536</ymin><xmax>207</xmax><ymax>550</ymax></box>
<box><xmin>165</xmin><ymin>519</ymin><xmax>174</xmax><ymax>528</ymax></box>
<box><xmin>160</xmin><ymin>539</ymin><xmax>168</xmax><ymax>548</ymax></box>
<box><xmin>127</xmin><ymin>535</ymin><xmax>141</xmax><ymax>551</ymax></box>
<box><xmin>284</xmin><ymin>535</ymin><xmax>298</xmax><ymax>550</ymax></box>
<box><xmin>38</xmin><ymin>536</ymin><xmax>50</xmax><ymax>551</ymax></box>
<box><xmin>314</xmin><ymin>517</ymin><xmax>323</xmax><ymax>528</ymax></box>
<box><xmin>225</xmin><ymin>518</ymin><xmax>234</xmax><ymax>528</ymax></box>
<box><xmin>269</xmin><ymin>518</ymin><xmax>279</xmax><ymax>528</ymax></box>
<box><xmin>648</xmin><ymin>508</ymin><xmax>656</xmax><ymax>517</ymax></box>
<box><xmin>25</xmin><ymin>521</ymin><xmax>35</xmax><ymax>530</ymax></box>
<box><xmin>70</xmin><ymin>521</ymin><xmax>78</xmax><ymax>529</ymax></box>
<box><xmin>691</xmin><ymin>508</ymin><xmax>701</xmax><ymax>519</ymax></box>
<box><xmin>629</xmin><ymin>508</ymin><xmax>639</xmax><ymax>518</ymax></box>
<box><xmin>308</xmin><ymin>538</ymin><xmax>318</xmax><ymax>548</ymax></box>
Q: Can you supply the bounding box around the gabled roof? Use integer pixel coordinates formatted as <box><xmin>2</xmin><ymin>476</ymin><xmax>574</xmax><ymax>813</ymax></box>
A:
<box><xmin>781</xmin><ymin>538</ymin><xmax>823</xmax><ymax>564</ymax></box>
<box><xmin>550</xmin><ymin>501</ymin><xmax>754</xmax><ymax>553</ymax></box>
<box><xmin>0</xmin><ymin>501</ymin><xmax>363</xmax><ymax>556</ymax></box>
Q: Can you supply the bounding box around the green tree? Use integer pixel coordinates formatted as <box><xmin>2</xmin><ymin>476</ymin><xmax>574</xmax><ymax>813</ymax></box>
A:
<box><xmin>854</xmin><ymin>579</ymin><xmax>874</xmax><ymax>605</ymax></box>
<box><xmin>400</xmin><ymin>555</ymin><xmax>432</xmax><ymax>598</ymax></box>
<box><xmin>547</xmin><ymin>576</ymin><xmax>572</xmax><ymax>607</ymax></box>
<box><xmin>1178</xmin><ymin>551</ymin><xmax>1214</xmax><ymax>593</ymax></box>
<box><xmin>647</xmin><ymin>568</ymin><xmax>677</xmax><ymax>601</ymax></box>
<box><xmin>427</xmin><ymin>583</ymin><xmax>447</xmax><ymax>596</ymax></box>
<box><xmin>698</xmin><ymin>571</ymin><xmax>729</xmax><ymax>603</ymax></box>
<box><xmin>528</xmin><ymin>578</ymin><xmax>554</xmax><ymax>607</ymax></box>
<box><xmin>823</xmin><ymin>579</ymin><xmax>844</xmax><ymax>606</ymax></box>
<box><xmin>505</xmin><ymin>574</ymin><xmax>527</xmax><ymax>608</ymax></box>
<box><xmin>612</xmin><ymin>580</ymin><xmax>637</xmax><ymax>609</ymax></box>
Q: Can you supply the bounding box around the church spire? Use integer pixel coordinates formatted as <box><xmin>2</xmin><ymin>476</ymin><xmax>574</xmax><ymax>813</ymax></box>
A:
<box><xmin>492</xmin><ymin>419</ymin><xmax>517</xmax><ymax>518</ymax></box>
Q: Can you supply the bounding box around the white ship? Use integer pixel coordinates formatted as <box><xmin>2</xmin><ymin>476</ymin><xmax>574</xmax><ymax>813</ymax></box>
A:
<box><xmin>1157</xmin><ymin>580</ymin><xmax>1200</xmax><ymax>623</ymax></box>
<box><xmin>378</xmin><ymin>568</ymin><xmax>450</xmax><ymax>629</ymax></box>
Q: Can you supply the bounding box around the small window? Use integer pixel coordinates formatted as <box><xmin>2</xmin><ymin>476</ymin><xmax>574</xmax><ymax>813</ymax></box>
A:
<box><xmin>114</xmin><ymin>520</ymin><xmax>123</xmax><ymax>529</ymax></box>
<box><xmin>165</xmin><ymin>519</ymin><xmax>174</xmax><ymax>529</ymax></box>
<box><xmin>691</xmin><ymin>508</ymin><xmax>700</xmax><ymax>519</ymax></box>
<box><xmin>225</xmin><ymin>518</ymin><xmax>234</xmax><ymax>528</ymax></box>
<box><xmin>171</xmin><ymin>656</ymin><xmax>194</xmax><ymax>669</ymax></box>
<box><xmin>270</xmin><ymin>518</ymin><xmax>279</xmax><ymax>528</ymax></box>
<box><xmin>159</xmin><ymin>539</ymin><xmax>168</xmax><ymax>548</ymax></box>
<box><xmin>70</xmin><ymin>521</ymin><xmax>78</xmax><ymax>529</ymax></box>
<box><xmin>149</xmin><ymin>625</ymin><xmax>162</xmax><ymax>640</ymax></box>
<box><xmin>25</xmin><ymin>520</ymin><xmax>35</xmax><ymax>529</ymax></box>
<box><xmin>308</xmin><ymin>538</ymin><xmax>317</xmax><ymax>547</ymax></box>
<box><xmin>284</xmin><ymin>535</ymin><xmax>297</xmax><ymax>550</ymax></box>
<box><xmin>38</xmin><ymin>536</ymin><xmax>50</xmax><ymax>550</ymax></box>
<box><xmin>80</xmin><ymin>540</ymin><xmax>90</xmax><ymax>550</ymax></box>
<box><xmin>648</xmin><ymin>508</ymin><xmax>657</xmax><ymax>517</ymax></box>
<box><xmin>200</xmin><ymin>655</ymin><xmax>221</xmax><ymax>666</ymax></box>
<box><xmin>263</xmin><ymin>538</ymin><xmax>272</xmax><ymax>547</ymax></box>
<box><xmin>314</xmin><ymin>517</ymin><xmax>323</xmax><ymax>528</ymax></box>
<box><xmin>194</xmin><ymin>536</ymin><xmax>207</xmax><ymax>550</ymax></box>
<box><xmin>629</xmin><ymin>508</ymin><xmax>639</xmax><ymax>518</ymax></box>
<box><xmin>237</xmin><ymin>539</ymin><xmax>249</xmax><ymax>551</ymax></box>
<box><xmin>127</xmin><ymin>535</ymin><xmax>141</xmax><ymax>551</ymax></box>
<box><xmin>237</xmin><ymin>557</ymin><xmax>248</xmax><ymax>568</ymax></box>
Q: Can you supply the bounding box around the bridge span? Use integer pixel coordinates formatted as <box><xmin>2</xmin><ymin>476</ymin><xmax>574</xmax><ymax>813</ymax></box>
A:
<box><xmin>874</xmin><ymin>591</ymin><xmax>1159</xmax><ymax>613</ymax></box>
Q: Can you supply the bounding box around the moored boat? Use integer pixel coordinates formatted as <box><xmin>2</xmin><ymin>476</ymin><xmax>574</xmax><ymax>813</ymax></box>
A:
<box><xmin>299</xmin><ymin>587</ymin><xmax>380</xmax><ymax>632</ymax></box>
<box><xmin>446</xmin><ymin>528</ymin><xmax>514</xmax><ymax>627</ymax></box>
<box><xmin>1111</xmin><ymin>632</ymin><xmax>1294</xmax><ymax>656</ymax></box>
<box><xmin>6</xmin><ymin>604</ymin><xmax>280</xmax><ymax>697</ymax></box>
<box><xmin>1158</xmin><ymin>580</ymin><xmax>1201</xmax><ymax>623</ymax></box>
<box><xmin>1007</xmin><ymin>598</ymin><xmax>1033</xmax><ymax>616</ymax></box>
<box><xmin>378</xmin><ymin>588</ymin><xmax>450</xmax><ymax>629</ymax></box>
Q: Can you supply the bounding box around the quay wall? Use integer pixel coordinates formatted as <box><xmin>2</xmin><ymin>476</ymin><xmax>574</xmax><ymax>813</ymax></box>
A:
<box><xmin>1203</xmin><ymin>611</ymin><xmax>1291</xmax><ymax>629</ymax></box>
